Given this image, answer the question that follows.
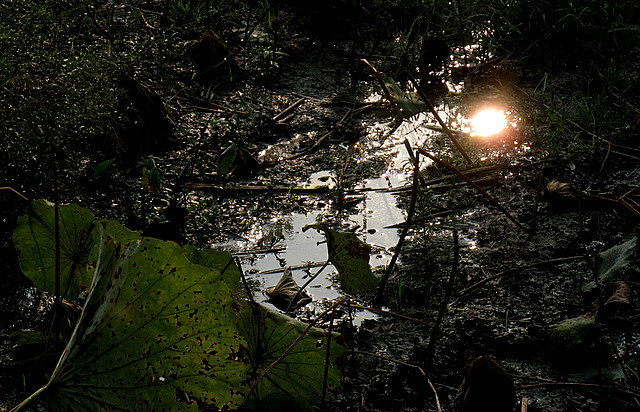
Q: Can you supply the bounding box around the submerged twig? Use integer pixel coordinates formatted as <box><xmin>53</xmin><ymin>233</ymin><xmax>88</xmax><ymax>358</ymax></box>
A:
<box><xmin>186</xmin><ymin>183</ymin><xmax>331</xmax><ymax>194</ymax></box>
<box><xmin>586</xmin><ymin>190</ymin><xmax>640</xmax><ymax>218</ymax></box>
<box><xmin>408</xmin><ymin>74</ymin><xmax>472</xmax><ymax>164</ymax></box>
<box><xmin>342</xmin><ymin>303</ymin><xmax>434</xmax><ymax>329</ymax></box>
<box><xmin>272</xmin><ymin>97</ymin><xmax>304</xmax><ymax>122</ymax></box>
<box><xmin>418</xmin><ymin>149</ymin><xmax>531</xmax><ymax>234</ymax></box>
<box><xmin>373</xmin><ymin>150</ymin><xmax>421</xmax><ymax>307</ymax></box>
<box><xmin>357</xmin><ymin>163</ymin><xmax>527</xmax><ymax>194</ymax></box>
<box><xmin>259</xmin><ymin>261</ymin><xmax>325</xmax><ymax>274</ymax></box>
<box><xmin>361</xmin><ymin>59</ymin><xmax>403</xmax><ymax>119</ymax></box>
<box><xmin>459</xmin><ymin>255</ymin><xmax>586</xmax><ymax>296</ymax></box>
<box><xmin>515</xmin><ymin>376</ymin><xmax>640</xmax><ymax>407</ymax></box>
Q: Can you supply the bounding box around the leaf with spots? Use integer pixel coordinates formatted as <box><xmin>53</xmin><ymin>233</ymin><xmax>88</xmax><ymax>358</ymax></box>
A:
<box><xmin>12</xmin><ymin>202</ymin><xmax>345</xmax><ymax>411</ymax></box>
<box><xmin>235</xmin><ymin>301</ymin><xmax>345</xmax><ymax>411</ymax></box>
<box><xmin>44</xmin><ymin>237</ymin><xmax>249</xmax><ymax>411</ymax></box>
<box><xmin>303</xmin><ymin>224</ymin><xmax>378</xmax><ymax>295</ymax></box>
<box><xmin>13</xmin><ymin>200</ymin><xmax>141</xmax><ymax>300</ymax></box>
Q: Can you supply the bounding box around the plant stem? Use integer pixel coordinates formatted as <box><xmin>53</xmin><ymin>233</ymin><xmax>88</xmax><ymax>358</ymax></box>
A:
<box><xmin>408</xmin><ymin>75</ymin><xmax>473</xmax><ymax>164</ymax></box>
<box><xmin>51</xmin><ymin>142</ymin><xmax>61</xmax><ymax>343</ymax></box>
<box><xmin>321</xmin><ymin>309</ymin><xmax>335</xmax><ymax>406</ymax></box>
<box><xmin>373</xmin><ymin>149</ymin><xmax>420</xmax><ymax>307</ymax></box>
<box><xmin>10</xmin><ymin>382</ymin><xmax>49</xmax><ymax>412</ymax></box>
<box><xmin>235</xmin><ymin>257</ymin><xmax>255</xmax><ymax>305</ymax></box>
<box><xmin>242</xmin><ymin>298</ymin><xmax>347</xmax><ymax>406</ymax></box>
<box><xmin>424</xmin><ymin>230</ymin><xmax>459</xmax><ymax>368</ymax></box>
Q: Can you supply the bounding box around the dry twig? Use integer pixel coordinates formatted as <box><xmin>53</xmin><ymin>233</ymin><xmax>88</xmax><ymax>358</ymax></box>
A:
<box><xmin>408</xmin><ymin>74</ymin><xmax>473</xmax><ymax>164</ymax></box>
<box><xmin>458</xmin><ymin>255</ymin><xmax>586</xmax><ymax>296</ymax></box>
<box><xmin>418</xmin><ymin>149</ymin><xmax>531</xmax><ymax>234</ymax></box>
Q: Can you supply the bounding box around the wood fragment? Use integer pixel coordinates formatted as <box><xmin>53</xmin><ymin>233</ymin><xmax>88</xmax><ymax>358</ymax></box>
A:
<box><xmin>186</xmin><ymin>183</ymin><xmax>331</xmax><ymax>194</ymax></box>
<box><xmin>272</xmin><ymin>97</ymin><xmax>304</xmax><ymax>122</ymax></box>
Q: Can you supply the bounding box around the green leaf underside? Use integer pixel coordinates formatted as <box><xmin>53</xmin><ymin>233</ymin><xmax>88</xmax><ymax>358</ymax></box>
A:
<box><xmin>13</xmin><ymin>199</ymin><xmax>96</xmax><ymax>299</ymax></box>
<box><xmin>235</xmin><ymin>301</ymin><xmax>345</xmax><ymax>411</ymax></box>
<box><xmin>94</xmin><ymin>158</ymin><xmax>115</xmax><ymax>177</ymax></box>
<box><xmin>595</xmin><ymin>237</ymin><xmax>636</xmax><ymax>283</ymax></box>
<box><xmin>303</xmin><ymin>224</ymin><xmax>378</xmax><ymax>295</ymax></box>
<box><xmin>47</xmin><ymin>238</ymin><xmax>248</xmax><ymax>411</ymax></box>
<box><xmin>583</xmin><ymin>237</ymin><xmax>636</xmax><ymax>292</ymax></box>
<box><xmin>383</xmin><ymin>75</ymin><xmax>427</xmax><ymax>117</ymax></box>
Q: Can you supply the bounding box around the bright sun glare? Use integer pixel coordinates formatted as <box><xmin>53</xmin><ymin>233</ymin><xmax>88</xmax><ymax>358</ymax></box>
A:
<box><xmin>470</xmin><ymin>109</ymin><xmax>507</xmax><ymax>137</ymax></box>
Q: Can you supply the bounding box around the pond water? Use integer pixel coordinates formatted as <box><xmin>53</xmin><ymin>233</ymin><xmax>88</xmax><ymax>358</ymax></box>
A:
<box><xmin>205</xmin><ymin>46</ymin><xmax>523</xmax><ymax>322</ymax></box>
<box><xmin>209</xmin><ymin>107</ymin><xmax>458</xmax><ymax>322</ymax></box>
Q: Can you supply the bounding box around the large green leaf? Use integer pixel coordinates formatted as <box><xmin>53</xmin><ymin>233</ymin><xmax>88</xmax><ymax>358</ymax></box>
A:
<box><xmin>46</xmin><ymin>237</ymin><xmax>249</xmax><ymax>411</ymax></box>
<box><xmin>13</xmin><ymin>200</ymin><xmax>142</xmax><ymax>300</ymax></box>
<box><xmin>12</xmin><ymin>201</ymin><xmax>345</xmax><ymax>411</ymax></box>
<box><xmin>303</xmin><ymin>224</ymin><xmax>378</xmax><ymax>295</ymax></box>
<box><xmin>235</xmin><ymin>301</ymin><xmax>345</xmax><ymax>411</ymax></box>
<box><xmin>13</xmin><ymin>199</ymin><xmax>97</xmax><ymax>299</ymax></box>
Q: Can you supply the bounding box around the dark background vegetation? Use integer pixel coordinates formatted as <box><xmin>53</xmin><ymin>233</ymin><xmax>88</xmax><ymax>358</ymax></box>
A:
<box><xmin>2</xmin><ymin>0</ymin><xmax>640</xmax><ymax>410</ymax></box>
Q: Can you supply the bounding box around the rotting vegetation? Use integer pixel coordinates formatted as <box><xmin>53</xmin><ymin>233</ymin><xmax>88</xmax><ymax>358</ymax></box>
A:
<box><xmin>2</xmin><ymin>0</ymin><xmax>640</xmax><ymax>411</ymax></box>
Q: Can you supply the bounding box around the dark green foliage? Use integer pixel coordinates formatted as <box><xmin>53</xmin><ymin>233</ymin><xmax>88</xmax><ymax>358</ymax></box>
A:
<box><xmin>12</xmin><ymin>200</ymin><xmax>345</xmax><ymax>411</ymax></box>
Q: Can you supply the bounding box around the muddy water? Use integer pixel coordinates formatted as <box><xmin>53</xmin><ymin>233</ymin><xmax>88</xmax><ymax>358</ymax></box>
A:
<box><xmin>211</xmin><ymin>108</ymin><xmax>453</xmax><ymax>322</ymax></box>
